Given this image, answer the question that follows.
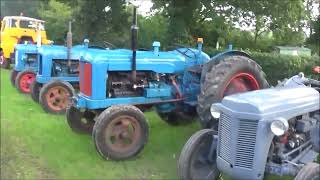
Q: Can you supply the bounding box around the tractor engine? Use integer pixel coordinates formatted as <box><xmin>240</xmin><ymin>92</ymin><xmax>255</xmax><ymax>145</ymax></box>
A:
<box><xmin>107</xmin><ymin>72</ymin><xmax>148</xmax><ymax>97</ymax></box>
<box><xmin>107</xmin><ymin>71</ymin><xmax>176</xmax><ymax>99</ymax></box>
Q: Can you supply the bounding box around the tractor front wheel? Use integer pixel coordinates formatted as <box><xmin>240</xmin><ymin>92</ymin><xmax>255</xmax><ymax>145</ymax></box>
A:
<box><xmin>178</xmin><ymin>129</ymin><xmax>220</xmax><ymax>180</ymax></box>
<box><xmin>30</xmin><ymin>81</ymin><xmax>42</xmax><ymax>103</ymax></box>
<box><xmin>15</xmin><ymin>69</ymin><xmax>36</xmax><ymax>94</ymax></box>
<box><xmin>197</xmin><ymin>55</ymin><xmax>269</xmax><ymax>128</ymax></box>
<box><xmin>93</xmin><ymin>105</ymin><xmax>149</xmax><ymax>160</ymax></box>
<box><xmin>10</xmin><ymin>70</ymin><xmax>19</xmax><ymax>86</ymax></box>
<box><xmin>39</xmin><ymin>80</ymin><xmax>75</xmax><ymax>114</ymax></box>
<box><xmin>294</xmin><ymin>162</ymin><xmax>320</xmax><ymax>180</ymax></box>
<box><xmin>66</xmin><ymin>106</ymin><xmax>95</xmax><ymax>134</ymax></box>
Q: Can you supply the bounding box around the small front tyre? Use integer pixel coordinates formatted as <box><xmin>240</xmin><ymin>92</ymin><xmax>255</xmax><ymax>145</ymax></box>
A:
<box><xmin>15</xmin><ymin>69</ymin><xmax>36</xmax><ymax>94</ymax></box>
<box><xmin>294</xmin><ymin>162</ymin><xmax>320</xmax><ymax>180</ymax></box>
<box><xmin>30</xmin><ymin>81</ymin><xmax>42</xmax><ymax>103</ymax></box>
<box><xmin>93</xmin><ymin>105</ymin><xmax>149</xmax><ymax>160</ymax></box>
<box><xmin>39</xmin><ymin>80</ymin><xmax>75</xmax><ymax>114</ymax></box>
<box><xmin>66</xmin><ymin>106</ymin><xmax>95</xmax><ymax>134</ymax></box>
<box><xmin>178</xmin><ymin>129</ymin><xmax>220</xmax><ymax>180</ymax></box>
<box><xmin>10</xmin><ymin>70</ymin><xmax>19</xmax><ymax>86</ymax></box>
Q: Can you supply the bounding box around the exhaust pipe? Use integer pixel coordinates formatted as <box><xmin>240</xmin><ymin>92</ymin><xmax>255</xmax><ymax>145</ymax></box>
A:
<box><xmin>67</xmin><ymin>21</ymin><xmax>72</xmax><ymax>68</ymax></box>
<box><xmin>131</xmin><ymin>6</ymin><xmax>138</xmax><ymax>83</ymax></box>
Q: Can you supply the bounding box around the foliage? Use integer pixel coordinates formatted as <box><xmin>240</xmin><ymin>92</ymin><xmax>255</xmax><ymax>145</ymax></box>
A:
<box><xmin>250</xmin><ymin>52</ymin><xmax>320</xmax><ymax>85</ymax></box>
<box><xmin>0</xmin><ymin>0</ymin><xmax>39</xmax><ymax>18</ymax></box>
<box><xmin>37</xmin><ymin>0</ymin><xmax>73</xmax><ymax>44</ymax></box>
<box><xmin>138</xmin><ymin>13</ymin><xmax>169</xmax><ymax>49</ymax></box>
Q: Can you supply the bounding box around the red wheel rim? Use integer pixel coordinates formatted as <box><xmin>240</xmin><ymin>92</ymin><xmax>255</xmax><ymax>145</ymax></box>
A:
<box><xmin>19</xmin><ymin>73</ymin><xmax>35</xmax><ymax>93</ymax></box>
<box><xmin>45</xmin><ymin>86</ymin><xmax>70</xmax><ymax>112</ymax></box>
<box><xmin>105</xmin><ymin>115</ymin><xmax>141</xmax><ymax>153</ymax></box>
<box><xmin>222</xmin><ymin>72</ymin><xmax>260</xmax><ymax>97</ymax></box>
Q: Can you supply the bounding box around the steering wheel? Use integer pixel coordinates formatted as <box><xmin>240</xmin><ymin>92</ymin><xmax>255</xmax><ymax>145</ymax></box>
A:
<box><xmin>171</xmin><ymin>43</ymin><xmax>196</xmax><ymax>58</ymax></box>
<box><xmin>103</xmin><ymin>41</ymin><xmax>117</xmax><ymax>49</ymax></box>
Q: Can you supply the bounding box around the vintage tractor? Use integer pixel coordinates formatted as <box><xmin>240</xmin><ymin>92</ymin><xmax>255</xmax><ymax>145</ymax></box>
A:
<box><xmin>0</xmin><ymin>16</ymin><xmax>52</xmax><ymax>69</ymax></box>
<box><xmin>178</xmin><ymin>72</ymin><xmax>320</xmax><ymax>180</ymax></box>
<box><xmin>30</xmin><ymin>22</ymin><xmax>111</xmax><ymax>114</ymax></box>
<box><xmin>66</xmin><ymin>4</ymin><xmax>269</xmax><ymax>161</ymax></box>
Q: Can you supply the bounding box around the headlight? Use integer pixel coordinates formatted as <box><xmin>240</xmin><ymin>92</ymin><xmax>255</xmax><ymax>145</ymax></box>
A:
<box><xmin>270</xmin><ymin>118</ymin><xmax>289</xmax><ymax>136</ymax></box>
<box><xmin>210</xmin><ymin>104</ymin><xmax>220</xmax><ymax>119</ymax></box>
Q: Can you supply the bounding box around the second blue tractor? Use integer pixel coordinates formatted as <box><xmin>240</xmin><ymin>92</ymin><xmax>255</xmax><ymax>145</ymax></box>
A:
<box><xmin>66</xmin><ymin>5</ymin><xmax>269</xmax><ymax>161</ymax></box>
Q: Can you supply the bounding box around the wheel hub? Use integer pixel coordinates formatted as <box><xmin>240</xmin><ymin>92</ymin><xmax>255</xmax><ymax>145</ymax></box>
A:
<box><xmin>105</xmin><ymin>116</ymin><xmax>141</xmax><ymax>153</ymax></box>
<box><xmin>223</xmin><ymin>72</ymin><xmax>260</xmax><ymax>97</ymax></box>
<box><xmin>19</xmin><ymin>73</ymin><xmax>35</xmax><ymax>93</ymax></box>
<box><xmin>46</xmin><ymin>86</ymin><xmax>70</xmax><ymax>112</ymax></box>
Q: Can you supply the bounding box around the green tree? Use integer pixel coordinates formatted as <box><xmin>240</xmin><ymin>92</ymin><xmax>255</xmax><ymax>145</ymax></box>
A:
<box><xmin>37</xmin><ymin>0</ymin><xmax>73</xmax><ymax>44</ymax></box>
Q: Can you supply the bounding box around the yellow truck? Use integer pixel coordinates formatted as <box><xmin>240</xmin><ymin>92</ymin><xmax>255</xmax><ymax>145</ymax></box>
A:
<box><xmin>0</xmin><ymin>16</ymin><xmax>52</xmax><ymax>68</ymax></box>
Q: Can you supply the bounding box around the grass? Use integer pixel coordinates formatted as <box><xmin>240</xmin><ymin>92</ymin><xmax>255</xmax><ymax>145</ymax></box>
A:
<box><xmin>0</xmin><ymin>68</ymin><xmax>200</xmax><ymax>179</ymax></box>
<box><xmin>0</xmin><ymin>68</ymin><xmax>290</xmax><ymax>180</ymax></box>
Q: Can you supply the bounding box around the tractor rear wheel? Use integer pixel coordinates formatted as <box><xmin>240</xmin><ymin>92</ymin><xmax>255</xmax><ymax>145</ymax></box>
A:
<box><xmin>197</xmin><ymin>55</ymin><xmax>269</xmax><ymax>128</ymax></box>
<box><xmin>10</xmin><ymin>70</ymin><xmax>19</xmax><ymax>86</ymax></box>
<box><xmin>66</xmin><ymin>106</ymin><xmax>95</xmax><ymax>134</ymax></box>
<box><xmin>93</xmin><ymin>105</ymin><xmax>149</xmax><ymax>160</ymax></box>
<box><xmin>39</xmin><ymin>80</ymin><xmax>75</xmax><ymax>114</ymax></box>
<box><xmin>15</xmin><ymin>69</ymin><xmax>36</xmax><ymax>94</ymax></box>
<box><xmin>157</xmin><ymin>109</ymin><xmax>196</xmax><ymax>126</ymax></box>
<box><xmin>294</xmin><ymin>162</ymin><xmax>320</xmax><ymax>180</ymax></box>
<box><xmin>178</xmin><ymin>129</ymin><xmax>220</xmax><ymax>180</ymax></box>
<box><xmin>30</xmin><ymin>81</ymin><xmax>42</xmax><ymax>103</ymax></box>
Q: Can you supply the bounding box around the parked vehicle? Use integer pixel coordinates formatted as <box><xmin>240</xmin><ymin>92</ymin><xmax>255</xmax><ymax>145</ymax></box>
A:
<box><xmin>66</xmin><ymin>4</ymin><xmax>269</xmax><ymax>161</ymax></box>
<box><xmin>178</xmin><ymin>72</ymin><xmax>320</xmax><ymax>180</ymax></box>
<box><xmin>0</xmin><ymin>16</ymin><xmax>52</xmax><ymax>69</ymax></box>
<box><xmin>30</xmin><ymin>22</ymin><xmax>111</xmax><ymax>114</ymax></box>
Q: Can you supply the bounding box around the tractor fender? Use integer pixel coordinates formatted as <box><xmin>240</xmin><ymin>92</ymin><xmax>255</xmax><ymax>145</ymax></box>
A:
<box><xmin>202</xmin><ymin>50</ymin><xmax>252</xmax><ymax>72</ymax></box>
<box><xmin>210</xmin><ymin>50</ymin><xmax>251</xmax><ymax>62</ymax></box>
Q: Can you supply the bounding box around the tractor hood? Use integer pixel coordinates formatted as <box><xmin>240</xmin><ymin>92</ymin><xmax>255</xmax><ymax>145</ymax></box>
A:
<box><xmin>216</xmin><ymin>86</ymin><xmax>319</xmax><ymax>119</ymax></box>
<box><xmin>38</xmin><ymin>45</ymin><xmax>86</xmax><ymax>59</ymax></box>
<box><xmin>80</xmin><ymin>47</ymin><xmax>210</xmax><ymax>74</ymax></box>
<box><xmin>15</xmin><ymin>44</ymin><xmax>38</xmax><ymax>52</ymax></box>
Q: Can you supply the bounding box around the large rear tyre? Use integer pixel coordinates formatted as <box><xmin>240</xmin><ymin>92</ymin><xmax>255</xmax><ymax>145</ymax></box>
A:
<box><xmin>39</xmin><ymin>80</ymin><xmax>75</xmax><ymax>114</ymax></box>
<box><xmin>157</xmin><ymin>110</ymin><xmax>196</xmax><ymax>126</ymax></box>
<box><xmin>93</xmin><ymin>105</ymin><xmax>149</xmax><ymax>160</ymax></box>
<box><xmin>178</xmin><ymin>129</ymin><xmax>220</xmax><ymax>180</ymax></box>
<box><xmin>294</xmin><ymin>162</ymin><xmax>320</xmax><ymax>180</ymax></box>
<box><xmin>30</xmin><ymin>81</ymin><xmax>42</xmax><ymax>103</ymax></box>
<box><xmin>10</xmin><ymin>70</ymin><xmax>19</xmax><ymax>86</ymax></box>
<box><xmin>66</xmin><ymin>106</ymin><xmax>95</xmax><ymax>134</ymax></box>
<box><xmin>197</xmin><ymin>55</ymin><xmax>269</xmax><ymax>128</ymax></box>
<box><xmin>15</xmin><ymin>69</ymin><xmax>36</xmax><ymax>94</ymax></box>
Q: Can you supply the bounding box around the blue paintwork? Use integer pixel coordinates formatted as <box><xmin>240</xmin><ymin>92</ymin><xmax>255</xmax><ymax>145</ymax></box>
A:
<box><xmin>72</xmin><ymin>41</ymin><xmax>250</xmax><ymax>114</ymax></box>
<box><xmin>14</xmin><ymin>44</ymin><xmax>39</xmax><ymax>72</ymax></box>
<box><xmin>35</xmin><ymin>44</ymin><xmax>88</xmax><ymax>84</ymax></box>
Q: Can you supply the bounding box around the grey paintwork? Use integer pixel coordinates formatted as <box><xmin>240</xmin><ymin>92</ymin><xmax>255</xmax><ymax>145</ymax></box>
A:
<box><xmin>213</xmin><ymin>76</ymin><xmax>319</xmax><ymax>180</ymax></box>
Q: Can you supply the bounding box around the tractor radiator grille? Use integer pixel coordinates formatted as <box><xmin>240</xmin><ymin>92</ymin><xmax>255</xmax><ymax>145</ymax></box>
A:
<box><xmin>235</xmin><ymin>119</ymin><xmax>258</xmax><ymax>169</ymax></box>
<box><xmin>218</xmin><ymin>113</ymin><xmax>232</xmax><ymax>163</ymax></box>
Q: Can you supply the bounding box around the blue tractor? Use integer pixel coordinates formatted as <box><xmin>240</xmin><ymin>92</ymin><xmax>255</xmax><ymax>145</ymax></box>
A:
<box><xmin>66</xmin><ymin>5</ymin><xmax>269</xmax><ymax>160</ymax></box>
<box><xmin>11</xmin><ymin>44</ymin><xmax>39</xmax><ymax>93</ymax></box>
<box><xmin>29</xmin><ymin>22</ymin><xmax>111</xmax><ymax>114</ymax></box>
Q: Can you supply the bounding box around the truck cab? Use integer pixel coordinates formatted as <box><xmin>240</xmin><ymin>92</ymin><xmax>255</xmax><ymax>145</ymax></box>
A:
<box><xmin>0</xmin><ymin>16</ymin><xmax>52</xmax><ymax>68</ymax></box>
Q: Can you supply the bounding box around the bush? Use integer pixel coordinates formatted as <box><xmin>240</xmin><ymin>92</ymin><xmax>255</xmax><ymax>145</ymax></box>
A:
<box><xmin>249</xmin><ymin>52</ymin><xmax>320</xmax><ymax>85</ymax></box>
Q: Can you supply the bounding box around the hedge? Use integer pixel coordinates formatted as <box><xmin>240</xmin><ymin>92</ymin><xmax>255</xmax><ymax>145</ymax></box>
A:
<box><xmin>206</xmin><ymin>47</ymin><xmax>320</xmax><ymax>85</ymax></box>
<box><xmin>250</xmin><ymin>52</ymin><xmax>320</xmax><ymax>85</ymax></box>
